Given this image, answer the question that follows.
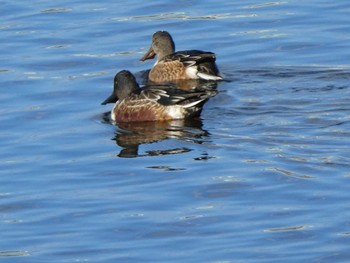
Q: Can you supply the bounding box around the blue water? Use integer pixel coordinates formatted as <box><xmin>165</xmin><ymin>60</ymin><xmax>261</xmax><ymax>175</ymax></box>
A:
<box><xmin>1</xmin><ymin>1</ymin><xmax>350</xmax><ymax>262</ymax></box>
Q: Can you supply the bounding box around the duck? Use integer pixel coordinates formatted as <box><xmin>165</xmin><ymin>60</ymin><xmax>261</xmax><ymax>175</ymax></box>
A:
<box><xmin>140</xmin><ymin>31</ymin><xmax>222</xmax><ymax>83</ymax></box>
<box><xmin>101</xmin><ymin>70</ymin><xmax>217</xmax><ymax>122</ymax></box>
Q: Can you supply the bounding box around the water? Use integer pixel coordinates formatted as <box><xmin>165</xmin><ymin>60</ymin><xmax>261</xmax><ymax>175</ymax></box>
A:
<box><xmin>1</xmin><ymin>0</ymin><xmax>350</xmax><ymax>262</ymax></box>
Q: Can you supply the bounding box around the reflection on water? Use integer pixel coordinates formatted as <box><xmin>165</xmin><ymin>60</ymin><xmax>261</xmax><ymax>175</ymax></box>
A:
<box><xmin>113</xmin><ymin>118</ymin><xmax>208</xmax><ymax>158</ymax></box>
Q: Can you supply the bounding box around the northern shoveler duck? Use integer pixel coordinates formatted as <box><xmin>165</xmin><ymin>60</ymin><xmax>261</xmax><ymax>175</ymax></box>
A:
<box><xmin>101</xmin><ymin>70</ymin><xmax>217</xmax><ymax>122</ymax></box>
<box><xmin>140</xmin><ymin>31</ymin><xmax>222</xmax><ymax>83</ymax></box>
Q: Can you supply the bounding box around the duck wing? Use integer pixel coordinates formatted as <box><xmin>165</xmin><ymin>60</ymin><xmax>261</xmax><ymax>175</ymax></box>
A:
<box><xmin>140</xmin><ymin>86</ymin><xmax>217</xmax><ymax>107</ymax></box>
<box><xmin>162</xmin><ymin>50</ymin><xmax>216</xmax><ymax>67</ymax></box>
<box><xmin>161</xmin><ymin>50</ymin><xmax>221</xmax><ymax>80</ymax></box>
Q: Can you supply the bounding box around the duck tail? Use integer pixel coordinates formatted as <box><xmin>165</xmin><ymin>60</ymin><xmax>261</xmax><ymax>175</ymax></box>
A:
<box><xmin>197</xmin><ymin>60</ymin><xmax>223</xmax><ymax>80</ymax></box>
<box><xmin>182</xmin><ymin>90</ymin><xmax>218</xmax><ymax>108</ymax></box>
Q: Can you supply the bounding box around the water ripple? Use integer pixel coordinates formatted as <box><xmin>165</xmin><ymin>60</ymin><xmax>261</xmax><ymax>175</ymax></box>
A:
<box><xmin>40</xmin><ymin>8</ymin><xmax>72</xmax><ymax>13</ymax></box>
<box><xmin>0</xmin><ymin>250</ymin><xmax>31</xmax><ymax>257</ymax></box>
<box><xmin>244</xmin><ymin>2</ymin><xmax>288</xmax><ymax>9</ymax></box>
<box><xmin>113</xmin><ymin>12</ymin><xmax>257</xmax><ymax>22</ymax></box>
<box><xmin>267</xmin><ymin>167</ymin><xmax>315</xmax><ymax>179</ymax></box>
<box><xmin>264</xmin><ymin>225</ymin><xmax>309</xmax><ymax>232</ymax></box>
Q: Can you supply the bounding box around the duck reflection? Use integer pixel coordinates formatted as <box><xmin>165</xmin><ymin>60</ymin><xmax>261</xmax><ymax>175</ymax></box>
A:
<box><xmin>113</xmin><ymin>118</ymin><xmax>209</xmax><ymax>158</ymax></box>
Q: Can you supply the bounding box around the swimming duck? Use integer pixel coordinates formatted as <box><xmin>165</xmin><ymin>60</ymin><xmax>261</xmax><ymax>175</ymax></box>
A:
<box><xmin>101</xmin><ymin>70</ymin><xmax>217</xmax><ymax>122</ymax></box>
<box><xmin>140</xmin><ymin>31</ymin><xmax>222</xmax><ymax>83</ymax></box>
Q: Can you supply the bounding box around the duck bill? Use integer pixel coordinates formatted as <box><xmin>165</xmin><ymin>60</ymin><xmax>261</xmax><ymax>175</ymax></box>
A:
<box><xmin>140</xmin><ymin>47</ymin><xmax>156</xmax><ymax>61</ymax></box>
<box><xmin>101</xmin><ymin>93</ymin><xmax>118</xmax><ymax>105</ymax></box>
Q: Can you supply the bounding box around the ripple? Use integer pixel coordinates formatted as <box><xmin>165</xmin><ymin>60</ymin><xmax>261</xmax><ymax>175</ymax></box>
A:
<box><xmin>264</xmin><ymin>225</ymin><xmax>309</xmax><ymax>232</ymax></box>
<box><xmin>179</xmin><ymin>214</ymin><xmax>204</xmax><ymax>220</ymax></box>
<box><xmin>112</xmin><ymin>12</ymin><xmax>257</xmax><ymax>22</ymax></box>
<box><xmin>244</xmin><ymin>1</ymin><xmax>288</xmax><ymax>9</ymax></box>
<box><xmin>212</xmin><ymin>175</ymin><xmax>242</xmax><ymax>182</ymax></box>
<box><xmin>338</xmin><ymin>232</ymin><xmax>350</xmax><ymax>236</ymax></box>
<box><xmin>146</xmin><ymin>165</ymin><xmax>186</xmax><ymax>171</ymax></box>
<box><xmin>73</xmin><ymin>51</ymin><xmax>140</xmax><ymax>58</ymax></box>
<box><xmin>0</xmin><ymin>250</ymin><xmax>31</xmax><ymax>257</ymax></box>
<box><xmin>40</xmin><ymin>8</ymin><xmax>72</xmax><ymax>13</ymax></box>
<box><xmin>267</xmin><ymin>167</ymin><xmax>315</xmax><ymax>179</ymax></box>
<box><xmin>46</xmin><ymin>45</ymin><xmax>70</xmax><ymax>49</ymax></box>
<box><xmin>230</xmin><ymin>29</ymin><xmax>287</xmax><ymax>39</ymax></box>
<box><xmin>0</xmin><ymin>25</ymin><xmax>11</xmax><ymax>29</ymax></box>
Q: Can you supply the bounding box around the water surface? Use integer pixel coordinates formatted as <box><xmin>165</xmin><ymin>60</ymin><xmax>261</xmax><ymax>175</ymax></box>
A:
<box><xmin>1</xmin><ymin>1</ymin><xmax>350</xmax><ymax>262</ymax></box>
